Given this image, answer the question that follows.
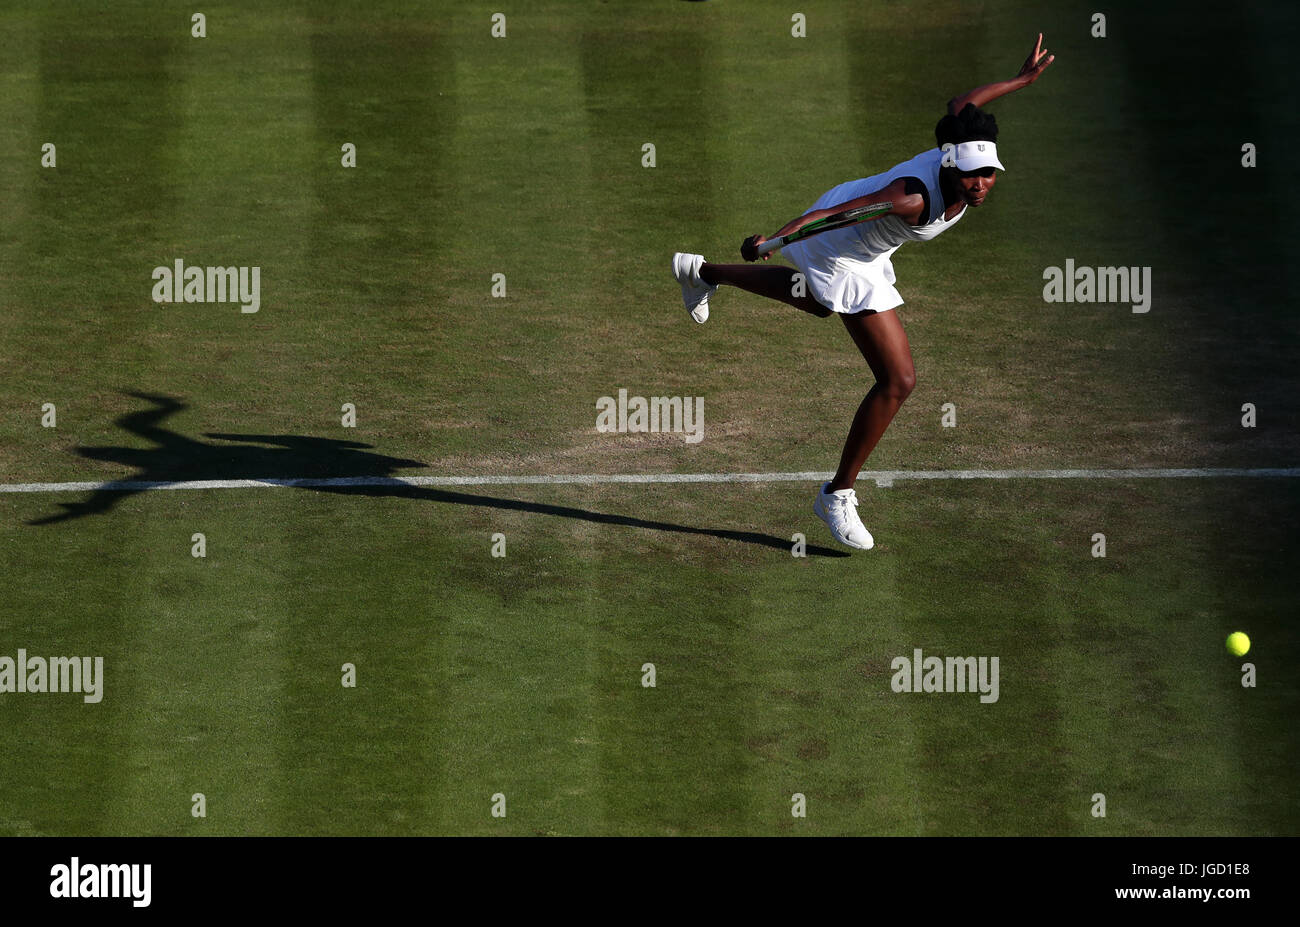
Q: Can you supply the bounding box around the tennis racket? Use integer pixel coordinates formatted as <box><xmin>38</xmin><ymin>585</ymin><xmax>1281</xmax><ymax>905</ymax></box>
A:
<box><xmin>754</xmin><ymin>201</ymin><xmax>894</xmax><ymax>257</ymax></box>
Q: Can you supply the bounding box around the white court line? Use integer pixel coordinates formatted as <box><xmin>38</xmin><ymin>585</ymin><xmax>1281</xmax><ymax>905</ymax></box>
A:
<box><xmin>1</xmin><ymin>467</ymin><xmax>1298</xmax><ymax>494</ymax></box>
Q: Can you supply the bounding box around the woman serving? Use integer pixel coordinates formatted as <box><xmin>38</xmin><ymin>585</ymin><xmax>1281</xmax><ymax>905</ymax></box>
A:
<box><xmin>671</xmin><ymin>34</ymin><xmax>1054</xmax><ymax>550</ymax></box>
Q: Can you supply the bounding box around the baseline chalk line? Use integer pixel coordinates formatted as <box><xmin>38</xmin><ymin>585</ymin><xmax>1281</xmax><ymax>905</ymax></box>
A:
<box><xmin>1</xmin><ymin>467</ymin><xmax>1298</xmax><ymax>494</ymax></box>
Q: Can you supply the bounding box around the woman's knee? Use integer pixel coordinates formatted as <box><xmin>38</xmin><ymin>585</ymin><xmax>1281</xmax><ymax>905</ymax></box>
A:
<box><xmin>880</xmin><ymin>366</ymin><xmax>916</xmax><ymax>399</ymax></box>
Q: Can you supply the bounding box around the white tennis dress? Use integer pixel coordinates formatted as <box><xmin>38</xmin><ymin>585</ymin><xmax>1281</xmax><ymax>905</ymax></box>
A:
<box><xmin>781</xmin><ymin>147</ymin><xmax>965</xmax><ymax>315</ymax></box>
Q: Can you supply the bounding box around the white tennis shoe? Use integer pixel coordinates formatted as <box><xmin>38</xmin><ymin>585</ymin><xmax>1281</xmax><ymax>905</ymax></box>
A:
<box><xmin>813</xmin><ymin>482</ymin><xmax>875</xmax><ymax>550</ymax></box>
<box><xmin>671</xmin><ymin>252</ymin><xmax>716</xmax><ymax>323</ymax></box>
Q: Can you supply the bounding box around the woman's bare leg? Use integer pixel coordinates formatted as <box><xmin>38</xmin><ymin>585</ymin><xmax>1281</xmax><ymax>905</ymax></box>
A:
<box><xmin>828</xmin><ymin>310</ymin><xmax>916</xmax><ymax>491</ymax></box>
<box><xmin>699</xmin><ymin>263</ymin><xmax>833</xmax><ymax>317</ymax></box>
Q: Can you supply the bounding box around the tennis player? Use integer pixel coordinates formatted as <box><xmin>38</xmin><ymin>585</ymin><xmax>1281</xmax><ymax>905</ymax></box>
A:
<box><xmin>672</xmin><ymin>35</ymin><xmax>1054</xmax><ymax>550</ymax></box>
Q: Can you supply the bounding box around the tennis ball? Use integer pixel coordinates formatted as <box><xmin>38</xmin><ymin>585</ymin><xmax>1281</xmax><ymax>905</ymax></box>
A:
<box><xmin>1226</xmin><ymin>632</ymin><xmax>1251</xmax><ymax>657</ymax></box>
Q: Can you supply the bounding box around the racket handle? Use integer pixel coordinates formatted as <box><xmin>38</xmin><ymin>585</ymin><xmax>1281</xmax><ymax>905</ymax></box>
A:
<box><xmin>755</xmin><ymin>236</ymin><xmax>785</xmax><ymax>257</ymax></box>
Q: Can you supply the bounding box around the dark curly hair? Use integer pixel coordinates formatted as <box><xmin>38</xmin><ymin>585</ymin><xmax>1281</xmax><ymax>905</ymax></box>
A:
<box><xmin>934</xmin><ymin>103</ymin><xmax>999</xmax><ymax>146</ymax></box>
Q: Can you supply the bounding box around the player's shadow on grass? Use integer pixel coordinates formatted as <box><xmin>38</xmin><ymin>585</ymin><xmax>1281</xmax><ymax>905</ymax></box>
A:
<box><xmin>29</xmin><ymin>392</ymin><xmax>849</xmax><ymax>557</ymax></box>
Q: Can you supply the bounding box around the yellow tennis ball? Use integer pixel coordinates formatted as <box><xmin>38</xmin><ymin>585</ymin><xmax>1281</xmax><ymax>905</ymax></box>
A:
<box><xmin>1226</xmin><ymin>632</ymin><xmax>1251</xmax><ymax>657</ymax></box>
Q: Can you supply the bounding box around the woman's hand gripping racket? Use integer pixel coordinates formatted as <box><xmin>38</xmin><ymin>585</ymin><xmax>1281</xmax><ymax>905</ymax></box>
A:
<box><xmin>741</xmin><ymin>201</ymin><xmax>894</xmax><ymax>261</ymax></box>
